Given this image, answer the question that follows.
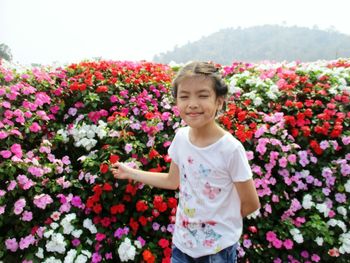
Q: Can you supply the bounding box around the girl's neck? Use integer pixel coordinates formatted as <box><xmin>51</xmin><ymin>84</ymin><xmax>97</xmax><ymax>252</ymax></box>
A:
<box><xmin>188</xmin><ymin>123</ymin><xmax>226</xmax><ymax>148</ymax></box>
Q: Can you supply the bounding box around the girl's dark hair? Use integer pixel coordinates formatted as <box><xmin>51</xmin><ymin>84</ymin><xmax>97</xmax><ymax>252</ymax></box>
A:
<box><xmin>171</xmin><ymin>61</ymin><xmax>228</xmax><ymax>99</ymax></box>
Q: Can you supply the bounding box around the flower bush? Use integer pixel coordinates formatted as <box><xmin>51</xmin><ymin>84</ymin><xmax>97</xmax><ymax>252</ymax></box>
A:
<box><xmin>0</xmin><ymin>58</ymin><xmax>349</xmax><ymax>262</ymax></box>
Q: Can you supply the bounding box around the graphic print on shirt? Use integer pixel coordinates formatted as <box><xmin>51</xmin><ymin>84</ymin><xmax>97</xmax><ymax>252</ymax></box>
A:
<box><xmin>179</xmin><ymin>213</ymin><xmax>222</xmax><ymax>249</ymax></box>
<box><xmin>203</xmin><ymin>182</ymin><xmax>221</xmax><ymax>200</ymax></box>
<box><xmin>198</xmin><ymin>163</ymin><xmax>211</xmax><ymax>177</ymax></box>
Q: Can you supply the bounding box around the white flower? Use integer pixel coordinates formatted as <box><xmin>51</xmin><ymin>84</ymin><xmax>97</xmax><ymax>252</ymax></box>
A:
<box><xmin>44</xmin><ymin>229</ymin><xmax>54</xmax><ymax>238</ymax></box>
<box><xmin>75</xmin><ymin>255</ymin><xmax>88</xmax><ymax>263</ymax></box>
<box><xmin>46</xmin><ymin>233</ymin><xmax>66</xmax><ymax>254</ymax></box>
<box><xmin>64</xmin><ymin>249</ymin><xmax>77</xmax><ymax>263</ymax></box>
<box><xmin>43</xmin><ymin>257</ymin><xmax>62</xmax><ymax>263</ymax></box>
<box><xmin>345</xmin><ymin>180</ymin><xmax>350</xmax><ymax>193</ymax></box>
<box><xmin>72</xmin><ymin>229</ymin><xmax>83</xmax><ymax>238</ymax></box>
<box><xmin>339</xmin><ymin>232</ymin><xmax>350</xmax><ymax>254</ymax></box>
<box><xmin>315</xmin><ymin>236</ymin><xmax>324</xmax><ymax>246</ymax></box>
<box><xmin>118</xmin><ymin>238</ymin><xmax>136</xmax><ymax>262</ymax></box>
<box><xmin>290</xmin><ymin>228</ymin><xmax>304</xmax><ymax>243</ymax></box>
<box><xmin>81</xmin><ymin>250</ymin><xmax>92</xmax><ymax>258</ymax></box>
<box><xmin>35</xmin><ymin>247</ymin><xmax>44</xmax><ymax>259</ymax></box>
<box><xmin>253</xmin><ymin>97</ymin><xmax>263</xmax><ymax>106</ymax></box>
<box><xmin>316</xmin><ymin>203</ymin><xmax>330</xmax><ymax>217</ymax></box>
<box><xmin>302</xmin><ymin>194</ymin><xmax>314</xmax><ymax>209</ymax></box>
<box><xmin>337</xmin><ymin>206</ymin><xmax>347</xmax><ymax>217</ymax></box>
<box><xmin>83</xmin><ymin>219</ymin><xmax>97</xmax><ymax>234</ymax></box>
<box><xmin>293</xmin><ymin>234</ymin><xmax>304</xmax><ymax>244</ymax></box>
<box><xmin>50</xmin><ymin>222</ymin><xmax>59</xmax><ymax>230</ymax></box>
<box><xmin>134</xmin><ymin>240</ymin><xmax>142</xmax><ymax>249</ymax></box>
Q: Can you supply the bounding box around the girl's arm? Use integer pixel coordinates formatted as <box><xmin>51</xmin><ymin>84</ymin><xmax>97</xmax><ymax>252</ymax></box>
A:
<box><xmin>234</xmin><ymin>179</ymin><xmax>260</xmax><ymax>218</ymax></box>
<box><xmin>111</xmin><ymin>161</ymin><xmax>180</xmax><ymax>190</ymax></box>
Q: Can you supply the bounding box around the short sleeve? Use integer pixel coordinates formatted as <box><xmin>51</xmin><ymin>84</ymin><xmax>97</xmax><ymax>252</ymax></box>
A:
<box><xmin>228</xmin><ymin>144</ymin><xmax>253</xmax><ymax>182</ymax></box>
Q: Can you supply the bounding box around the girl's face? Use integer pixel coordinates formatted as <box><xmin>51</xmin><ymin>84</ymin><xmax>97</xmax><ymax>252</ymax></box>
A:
<box><xmin>176</xmin><ymin>76</ymin><xmax>224</xmax><ymax>130</ymax></box>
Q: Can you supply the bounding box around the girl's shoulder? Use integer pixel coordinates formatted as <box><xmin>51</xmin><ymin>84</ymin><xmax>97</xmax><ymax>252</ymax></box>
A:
<box><xmin>220</xmin><ymin>132</ymin><xmax>245</xmax><ymax>153</ymax></box>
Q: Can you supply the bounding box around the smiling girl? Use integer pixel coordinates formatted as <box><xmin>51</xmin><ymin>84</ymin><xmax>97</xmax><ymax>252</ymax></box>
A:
<box><xmin>112</xmin><ymin>61</ymin><xmax>260</xmax><ymax>263</ymax></box>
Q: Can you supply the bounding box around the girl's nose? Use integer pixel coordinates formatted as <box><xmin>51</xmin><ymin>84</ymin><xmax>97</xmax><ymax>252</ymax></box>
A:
<box><xmin>188</xmin><ymin>101</ymin><xmax>198</xmax><ymax>109</ymax></box>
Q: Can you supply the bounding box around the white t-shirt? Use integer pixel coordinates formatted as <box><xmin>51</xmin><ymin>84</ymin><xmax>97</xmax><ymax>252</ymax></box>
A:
<box><xmin>168</xmin><ymin>126</ymin><xmax>252</xmax><ymax>258</ymax></box>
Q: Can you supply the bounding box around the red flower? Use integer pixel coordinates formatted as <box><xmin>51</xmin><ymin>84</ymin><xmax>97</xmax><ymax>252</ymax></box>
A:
<box><xmin>310</xmin><ymin>140</ymin><xmax>323</xmax><ymax>155</ymax></box>
<box><xmin>248</xmin><ymin>226</ymin><xmax>258</xmax><ymax>233</ymax></box>
<box><xmin>93</xmin><ymin>185</ymin><xmax>103</xmax><ymax>196</ymax></box>
<box><xmin>153</xmin><ymin>195</ymin><xmax>167</xmax><ymax>212</ymax></box>
<box><xmin>138</xmin><ymin>216</ymin><xmax>148</xmax><ymax>226</ymax></box>
<box><xmin>93</xmin><ymin>203</ymin><xmax>102</xmax><ymax>214</ymax></box>
<box><xmin>100</xmin><ymin>217</ymin><xmax>111</xmax><ymax>227</ymax></box>
<box><xmin>96</xmin><ymin>85</ymin><xmax>108</xmax><ymax>93</ymax></box>
<box><xmin>163</xmin><ymin>247</ymin><xmax>172</xmax><ymax>258</ymax></box>
<box><xmin>109</xmin><ymin>154</ymin><xmax>120</xmax><ymax>164</ymax></box>
<box><xmin>100</xmin><ymin>163</ymin><xmax>109</xmax><ymax>174</ymax></box>
<box><xmin>110</xmin><ymin>204</ymin><xmax>125</xmax><ymax>215</ymax></box>
<box><xmin>102</xmin><ymin>183</ymin><xmax>113</xmax><ymax>191</ymax></box>
<box><xmin>149</xmin><ymin>149</ymin><xmax>159</xmax><ymax>160</ymax></box>
<box><xmin>125</xmin><ymin>183</ymin><xmax>137</xmax><ymax>196</ymax></box>
<box><xmin>129</xmin><ymin>218</ymin><xmax>139</xmax><ymax>233</ymax></box>
<box><xmin>167</xmin><ymin>197</ymin><xmax>178</xmax><ymax>209</ymax></box>
<box><xmin>143</xmin><ymin>249</ymin><xmax>156</xmax><ymax>263</ymax></box>
<box><xmin>136</xmin><ymin>200</ymin><xmax>148</xmax><ymax>212</ymax></box>
<box><xmin>158</xmin><ymin>238</ymin><xmax>169</xmax><ymax>248</ymax></box>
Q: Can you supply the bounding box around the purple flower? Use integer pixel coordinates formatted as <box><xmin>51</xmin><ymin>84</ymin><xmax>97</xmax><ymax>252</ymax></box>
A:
<box><xmin>152</xmin><ymin>222</ymin><xmax>160</xmax><ymax>231</ymax></box>
<box><xmin>335</xmin><ymin>193</ymin><xmax>346</xmax><ymax>203</ymax></box>
<box><xmin>72</xmin><ymin>238</ymin><xmax>80</xmax><ymax>247</ymax></box>
<box><xmin>92</xmin><ymin>252</ymin><xmax>102</xmax><ymax>263</ymax></box>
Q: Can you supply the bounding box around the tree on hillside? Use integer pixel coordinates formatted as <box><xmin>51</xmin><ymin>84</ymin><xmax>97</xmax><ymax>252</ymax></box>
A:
<box><xmin>0</xmin><ymin>43</ymin><xmax>13</xmax><ymax>61</ymax></box>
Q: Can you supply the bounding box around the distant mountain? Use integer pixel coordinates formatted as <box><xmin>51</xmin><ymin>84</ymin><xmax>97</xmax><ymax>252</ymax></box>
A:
<box><xmin>153</xmin><ymin>25</ymin><xmax>350</xmax><ymax>65</ymax></box>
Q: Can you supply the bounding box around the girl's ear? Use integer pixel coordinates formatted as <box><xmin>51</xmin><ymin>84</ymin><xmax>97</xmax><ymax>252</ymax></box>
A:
<box><xmin>216</xmin><ymin>96</ymin><xmax>225</xmax><ymax>111</ymax></box>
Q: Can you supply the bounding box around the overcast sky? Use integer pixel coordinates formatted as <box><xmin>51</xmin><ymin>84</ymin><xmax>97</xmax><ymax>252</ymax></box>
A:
<box><xmin>1</xmin><ymin>0</ymin><xmax>349</xmax><ymax>65</ymax></box>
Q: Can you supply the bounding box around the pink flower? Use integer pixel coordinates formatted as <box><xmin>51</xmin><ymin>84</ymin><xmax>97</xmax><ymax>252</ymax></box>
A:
<box><xmin>272</xmin><ymin>239</ymin><xmax>283</xmax><ymax>249</ymax></box>
<box><xmin>29</xmin><ymin>122</ymin><xmax>41</xmax><ymax>132</ymax></box>
<box><xmin>7</xmin><ymin>180</ymin><xmax>17</xmax><ymax>191</ymax></box>
<box><xmin>10</xmin><ymin>143</ymin><xmax>23</xmax><ymax>158</ymax></box>
<box><xmin>278</xmin><ymin>157</ymin><xmax>288</xmax><ymax>168</ymax></box>
<box><xmin>124</xmin><ymin>143</ymin><xmax>133</xmax><ymax>154</ymax></box>
<box><xmin>0</xmin><ymin>205</ymin><xmax>6</xmax><ymax>215</ymax></box>
<box><xmin>96</xmin><ymin>233</ymin><xmax>106</xmax><ymax>241</ymax></box>
<box><xmin>33</xmin><ymin>194</ymin><xmax>53</xmax><ymax>209</ymax></box>
<box><xmin>266</xmin><ymin>231</ymin><xmax>277</xmax><ymax>242</ymax></box>
<box><xmin>19</xmin><ymin>234</ymin><xmax>35</xmax><ymax>250</ymax></box>
<box><xmin>284</xmin><ymin>239</ymin><xmax>294</xmax><ymax>249</ymax></box>
<box><xmin>5</xmin><ymin>238</ymin><xmax>18</xmax><ymax>252</ymax></box>
<box><xmin>14</xmin><ymin>198</ymin><xmax>26</xmax><ymax>215</ymax></box>
<box><xmin>21</xmin><ymin>211</ymin><xmax>33</xmax><ymax>221</ymax></box>
<box><xmin>0</xmin><ymin>131</ymin><xmax>8</xmax><ymax>139</ymax></box>
<box><xmin>0</xmin><ymin>150</ymin><xmax>12</xmax><ymax>159</ymax></box>
<box><xmin>28</xmin><ymin>166</ymin><xmax>44</xmax><ymax>177</ymax></box>
<box><xmin>311</xmin><ymin>254</ymin><xmax>321</xmax><ymax>262</ymax></box>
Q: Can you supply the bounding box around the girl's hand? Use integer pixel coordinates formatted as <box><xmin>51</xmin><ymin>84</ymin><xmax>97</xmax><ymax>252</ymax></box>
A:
<box><xmin>111</xmin><ymin>162</ymin><xmax>133</xmax><ymax>180</ymax></box>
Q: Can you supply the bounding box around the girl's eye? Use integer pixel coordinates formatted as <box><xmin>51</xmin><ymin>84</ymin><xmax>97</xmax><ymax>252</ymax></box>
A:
<box><xmin>179</xmin><ymin>96</ymin><xmax>188</xmax><ymax>99</ymax></box>
<box><xmin>199</xmin><ymin>95</ymin><xmax>209</xmax><ymax>98</ymax></box>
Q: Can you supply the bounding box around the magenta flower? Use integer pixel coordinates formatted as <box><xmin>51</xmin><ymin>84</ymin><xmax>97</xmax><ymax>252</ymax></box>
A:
<box><xmin>284</xmin><ymin>239</ymin><xmax>294</xmax><ymax>250</ymax></box>
<box><xmin>29</xmin><ymin>122</ymin><xmax>41</xmax><ymax>132</ymax></box>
